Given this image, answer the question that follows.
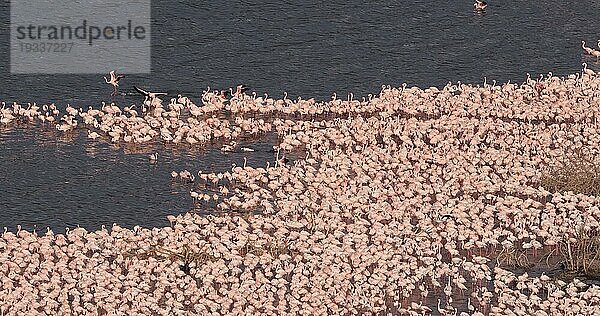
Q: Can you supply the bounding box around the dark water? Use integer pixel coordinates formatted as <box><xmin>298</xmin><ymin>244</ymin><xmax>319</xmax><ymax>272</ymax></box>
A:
<box><xmin>0</xmin><ymin>125</ymin><xmax>276</xmax><ymax>232</ymax></box>
<box><xmin>1</xmin><ymin>1</ymin><xmax>599</xmax><ymax>103</ymax></box>
<box><xmin>0</xmin><ymin>1</ymin><xmax>599</xmax><ymax>232</ymax></box>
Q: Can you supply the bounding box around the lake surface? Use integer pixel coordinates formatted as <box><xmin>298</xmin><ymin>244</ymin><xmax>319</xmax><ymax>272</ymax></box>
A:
<box><xmin>0</xmin><ymin>0</ymin><xmax>599</xmax><ymax>232</ymax></box>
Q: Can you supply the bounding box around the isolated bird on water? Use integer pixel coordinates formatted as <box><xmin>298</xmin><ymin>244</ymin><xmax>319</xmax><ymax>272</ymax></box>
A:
<box><xmin>474</xmin><ymin>0</ymin><xmax>487</xmax><ymax>10</ymax></box>
<box><xmin>149</xmin><ymin>152</ymin><xmax>158</xmax><ymax>163</ymax></box>
<box><xmin>104</xmin><ymin>70</ymin><xmax>125</xmax><ymax>96</ymax></box>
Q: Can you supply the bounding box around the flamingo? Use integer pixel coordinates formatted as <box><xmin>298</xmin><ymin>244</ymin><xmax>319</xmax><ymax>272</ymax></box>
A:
<box><xmin>134</xmin><ymin>86</ymin><xmax>168</xmax><ymax>104</ymax></box>
<box><xmin>591</xmin><ymin>48</ymin><xmax>600</xmax><ymax>61</ymax></box>
<box><xmin>149</xmin><ymin>152</ymin><xmax>158</xmax><ymax>163</ymax></box>
<box><xmin>474</xmin><ymin>0</ymin><xmax>487</xmax><ymax>10</ymax></box>
<box><xmin>582</xmin><ymin>41</ymin><xmax>595</xmax><ymax>55</ymax></box>
<box><xmin>103</xmin><ymin>70</ymin><xmax>124</xmax><ymax>96</ymax></box>
<box><xmin>582</xmin><ymin>63</ymin><xmax>595</xmax><ymax>76</ymax></box>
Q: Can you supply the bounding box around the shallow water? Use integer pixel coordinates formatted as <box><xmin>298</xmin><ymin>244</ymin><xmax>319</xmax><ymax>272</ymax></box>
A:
<box><xmin>0</xmin><ymin>124</ymin><xmax>276</xmax><ymax>232</ymax></box>
<box><xmin>0</xmin><ymin>0</ymin><xmax>599</xmax><ymax>231</ymax></box>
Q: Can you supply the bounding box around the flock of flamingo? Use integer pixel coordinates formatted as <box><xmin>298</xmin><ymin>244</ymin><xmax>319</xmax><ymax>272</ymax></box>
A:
<box><xmin>1</xmin><ymin>44</ymin><xmax>600</xmax><ymax>315</ymax></box>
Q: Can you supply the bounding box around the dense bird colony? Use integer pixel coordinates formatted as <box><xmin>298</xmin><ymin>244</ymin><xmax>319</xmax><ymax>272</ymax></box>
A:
<box><xmin>1</xmin><ymin>68</ymin><xmax>600</xmax><ymax>315</ymax></box>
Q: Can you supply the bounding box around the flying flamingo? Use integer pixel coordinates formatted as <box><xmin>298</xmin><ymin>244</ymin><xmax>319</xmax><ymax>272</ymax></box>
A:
<box><xmin>134</xmin><ymin>86</ymin><xmax>168</xmax><ymax>104</ymax></box>
<box><xmin>103</xmin><ymin>70</ymin><xmax>124</xmax><ymax>96</ymax></box>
